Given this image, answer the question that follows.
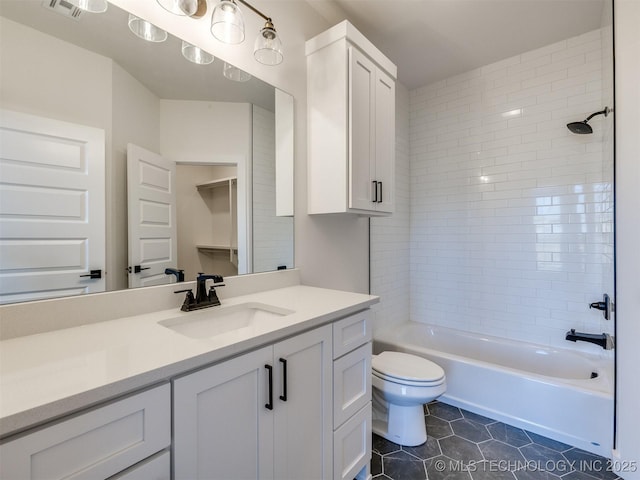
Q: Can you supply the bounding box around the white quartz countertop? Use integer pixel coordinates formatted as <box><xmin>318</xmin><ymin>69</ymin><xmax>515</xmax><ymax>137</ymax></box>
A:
<box><xmin>0</xmin><ymin>285</ymin><xmax>378</xmax><ymax>438</ymax></box>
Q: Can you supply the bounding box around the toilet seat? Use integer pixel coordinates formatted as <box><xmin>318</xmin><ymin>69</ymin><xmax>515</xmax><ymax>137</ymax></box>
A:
<box><xmin>372</xmin><ymin>351</ymin><xmax>445</xmax><ymax>386</ymax></box>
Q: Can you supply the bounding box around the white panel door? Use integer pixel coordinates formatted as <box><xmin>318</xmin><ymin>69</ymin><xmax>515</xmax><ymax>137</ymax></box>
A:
<box><xmin>126</xmin><ymin>144</ymin><xmax>177</xmax><ymax>288</ymax></box>
<box><xmin>348</xmin><ymin>47</ymin><xmax>376</xmax><ymax>212</ymax></box>
<box><xmin>0</xmin><ymin>109</ymin><xmax>105</xmax><ymax>304</ymax></box>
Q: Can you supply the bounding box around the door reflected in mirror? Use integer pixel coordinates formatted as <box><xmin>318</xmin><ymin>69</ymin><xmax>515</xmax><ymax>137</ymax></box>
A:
<box><xmin>0</xmin><ymin>0</ymin><xmax>294</xmax><ymax>304</ymax></box>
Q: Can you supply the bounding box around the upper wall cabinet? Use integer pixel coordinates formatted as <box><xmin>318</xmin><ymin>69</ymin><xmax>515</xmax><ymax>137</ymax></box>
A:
<box><xmin>306</xmin><ymin>21</ymin><xmax>397</xmax><ymax>215</ymax></box>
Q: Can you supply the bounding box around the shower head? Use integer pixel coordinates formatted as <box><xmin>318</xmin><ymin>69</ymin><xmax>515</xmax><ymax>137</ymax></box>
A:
<box><xmin>567</xmin><ymin>107</ymin><xmax>611</xmax><ymax>134</ymax></box>
<box><xmin>567</xmin><ymin>121</ymin><xmax>594</xmax><ymax>134</ymax></box>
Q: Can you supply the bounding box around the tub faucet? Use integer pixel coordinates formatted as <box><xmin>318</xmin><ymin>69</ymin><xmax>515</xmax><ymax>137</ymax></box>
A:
<box><xmin>565</xmin><ymin>329</ymin><xmax>614</xmax><ymax>350</ymax></box>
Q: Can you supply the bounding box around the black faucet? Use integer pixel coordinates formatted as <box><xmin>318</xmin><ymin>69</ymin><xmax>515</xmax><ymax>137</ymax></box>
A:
<box><xmin>175</xmin><ymin>273</ymin><xmax>225</xmax><ymax>312</ymax></box>
<box><xmin>164</xmin><ymin>268</ymin><xmax>185</xmax><ymax>283</ymax></box>
<box><xmin>565</xmin><ymin>329</ymin><xmax>614</xmax><ymax>350</ymax></box>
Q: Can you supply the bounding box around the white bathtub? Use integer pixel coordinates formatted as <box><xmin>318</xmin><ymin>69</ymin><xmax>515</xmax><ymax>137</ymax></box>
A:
<box><xmin>373</xmin><ymin>322</ymin><xmax>614</xmax><ymax>457</ymax></box>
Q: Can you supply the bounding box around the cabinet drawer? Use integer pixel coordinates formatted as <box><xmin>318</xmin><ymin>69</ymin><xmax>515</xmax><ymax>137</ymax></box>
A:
<box><xmin>0</xmin><ymin>384</ymin><xmax>170</xmax><ymax>480</ymax></box>
<box><xmin>333</xmin><ymin>342</ymin><xmax>371</xmax><ymax>428</ymax></box>
<box><xmin>333</xmin><ymin>310</ymin><xmax>372</xmax><ymax>359</ymax></box>
<box><xmin>110</xmin><ymin>450</ymin><xmax>170</xmax><ymax>480</ymax></box>
<box><xmin>333</xmin><ymin>403</ymin><xmax>372</xmax><ymax>480</ymax></box>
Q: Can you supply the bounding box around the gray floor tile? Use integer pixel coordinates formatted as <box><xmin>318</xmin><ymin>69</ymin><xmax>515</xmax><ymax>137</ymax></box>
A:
<box><xmin>371</xmin><ymin>451</ymin><xmax>383</xmax><ymax>476</ymax></box>
<box><xmin>461</xmin><ymin>410</ymin><xmax>497</xmax><ymax>426</ymax></box>
<box><xmin>520</xmin><ymin>443</ymin><xmax>566</xmax><ymax>466</ymax></box>
<box><xmin>382</xmin><ymin>450</ymin><xmax>427</xmax><ymax>480</ymax></box>
<box><xmin>425</xmin><ymin>456</ymin><xmax>473</xmax><ymax>480</ymax></box>
<box><xmin>373</xmin><ymin>435</ymin><xmax>402</xmax><ymax>455</ymax></box>
<box><xmin>562</xmin><ymin>449</ymin><xmax>618</xmax><ymax>480</ymax></box>
<box><xmin>513</xmin><ymin>468</ymin><xmax>562</xmax><ymax>480</ymax></box>
<box><xmin>525</xmin><ymin>431</ymin><xmax>572</xmax><ymax>452</ymax></box>
<box><xmin>487</xmin><ymin>422</ymin><xmax>533</xmax><ymax>448</ymax></box>
<box><xmin>426</xmin><ymin>415</ymin><xmax>454</xmax><ymax>439</ymax></box>
<box><xmin>439</xmin><ymin>436</ymin><xmax>484</xmax><ymax>463</ymax></box>
<box><xmin>479</xmin><ymin>439</ymin><xmax>527</xmax><ymax>464</ymax></box>
<box><xmin>403</xmin><ymin>435</ymin><xmax>441</xmax><ymax>460</ymax></box>
<box><xmin>429</xmin><ymin>402</ymin><xmax>464</xmax><ymax>421</ymax></box>
<box><xmin>451</xmin><ymin>418</ymin><xmax>492</xmax><ymax>443</ymax></box>
<box><xmin>470</xmin><ymin>461</ymin><xmax>517</xmax><ymax>480</ymax></box>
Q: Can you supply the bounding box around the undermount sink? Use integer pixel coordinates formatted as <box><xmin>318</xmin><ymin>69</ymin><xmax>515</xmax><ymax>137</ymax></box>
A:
<box><xmin>158</xmin><ymin>302</ymin><xmax>295</xmax><ymax>339</ymax></box>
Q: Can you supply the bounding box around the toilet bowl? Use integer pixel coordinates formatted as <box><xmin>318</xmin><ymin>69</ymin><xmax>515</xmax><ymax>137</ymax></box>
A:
<box><xmin>372</xmin><ymin>351</ymin><xmax>446</xmax><ymax>446</ymax></box>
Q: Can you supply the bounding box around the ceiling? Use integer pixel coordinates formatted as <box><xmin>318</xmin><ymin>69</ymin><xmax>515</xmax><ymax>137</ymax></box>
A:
<box><xmin>307</xmin><ymin>0</ymin><xmax>606</xmax><ymax>89</ymax></box>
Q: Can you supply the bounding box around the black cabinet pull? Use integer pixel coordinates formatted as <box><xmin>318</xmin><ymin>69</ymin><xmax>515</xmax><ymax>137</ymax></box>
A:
<box><xmin>79</xmin><ymin>269</ymin><xmax>102</xmax><ymax>279</ymax></box>
<box><xmin>377</xmin><ymin>181</ymin><xmax>383</xmax><ymax>203</ymax></box>
<box><xmin>372</xmin><ymin>180</ymin><xmax>378</xmax><ymax>203</ymax></box>
<box><xmin>265</xmin><ymin>364</ymin><xmax>273</xmax><ymax>410</ymax></box>
<box><xmin>279</xmin><ymin>358</ymin><xmax>288</xmax><ymax>402</ymax></box>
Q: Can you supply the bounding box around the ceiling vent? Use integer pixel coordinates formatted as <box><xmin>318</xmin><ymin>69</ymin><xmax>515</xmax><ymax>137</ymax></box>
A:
<box><xmin>41</xmin><ymin>0</ymin><xmax>83</xmax><ymax>20</ymax></box>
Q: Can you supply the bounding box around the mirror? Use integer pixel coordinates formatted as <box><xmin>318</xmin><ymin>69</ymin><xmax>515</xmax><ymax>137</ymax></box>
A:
<box><xmin>0</xmin><ymin>0</ymin><xmax>294</xmax><ymax>304</ymax></box>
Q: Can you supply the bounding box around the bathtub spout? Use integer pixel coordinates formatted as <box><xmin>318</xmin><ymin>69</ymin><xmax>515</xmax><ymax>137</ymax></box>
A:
<box><xmin>565</xmin><ymin>329</ymin><xmax>615</xmax><ymax>350</ymax></box>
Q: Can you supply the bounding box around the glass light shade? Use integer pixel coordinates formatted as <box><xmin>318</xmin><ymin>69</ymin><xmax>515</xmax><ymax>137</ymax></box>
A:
<box><xmin>182</xmin><ymin>41</ymin><xmax>214</xmax><ymax>65</ymax></box>
<box><xmin>67</xmin><ymin>0</ymin><xmax>108</xmax><ymax>13</ymax></box>
<box><xmin>156</xmin><ymin>0</ymin><xmax>198</xmax><ymax>16</ymax></box>
<box><xmin>128</xmin><ymin>14</ymin><xmax>168</xmax><ymax>43</ymax></box>
<box><xmin>223</xmin><ymin>62</ymin><xmax>251</xmax><ymax>82</ymax></box>
<box><xmin>210</xmin><ymin>0</ymin><xmax>245</xmax><ymax>44</ymax></box>
<box><xmin>254</xmin><ymin>24</ymin><xmax>283</xmax><ymax>66</ymax></box>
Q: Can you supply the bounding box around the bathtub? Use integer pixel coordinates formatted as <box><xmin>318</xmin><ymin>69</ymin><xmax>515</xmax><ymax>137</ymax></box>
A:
<box><xmin>373</xmin><ymin>322</ymin><xmax>614</xmax><ymax>457</ymax></box>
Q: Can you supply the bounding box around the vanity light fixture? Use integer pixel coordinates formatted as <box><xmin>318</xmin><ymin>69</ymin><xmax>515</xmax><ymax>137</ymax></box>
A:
<box><xmin>210</xmin><ymin>0</ymin><xmax>284</xmax><ymax>65</ymax></box>
<box><xmin>182</xmin><ymin>41</ymin><xmax>215</xmax><ymax>65</ymax></box>
<box><xmin>211</xmin><ymin>0</ymin><xmax>245</xmax><ymax>44</ymax></box>
<box><xmin>156</xmin><ymin>0</ymin><xmax>198</xmax><ymax>16</ymax></box>
<box><xmin>223</xmin><ymin>62</ymin><xmax>251</xmax><ymax>82</ymax></box>
<box><xmin>128</xmin><ymin>14</ymin><xmax>168</xmax><ymax>43</ymax></box>
<box><xmin>68</xmin><ymin>0</ymin><xmax>108</xmax><ymax>13</ymax></box>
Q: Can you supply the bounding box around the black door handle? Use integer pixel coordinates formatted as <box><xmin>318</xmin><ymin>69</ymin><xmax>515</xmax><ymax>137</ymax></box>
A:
<box><xmin>279</xmin><ymin>358</ymin><xmax>288</xmax><ymax>402</ymax></box>
<box><xmin>265</xmin><ymin>364</ymin><xmax>273</xmax><ymax>410</ymax></box>
<box><xmin>134</xmin><ymin>265</ymin><xmax>150</xmax><ymax>273</ymax></box>
<box><xmin>372</xmin><ymin>180</ymin><xmax>378</xmax><ymax>202</ymax></box>
<box><xmin>377</xmin><ymin>181</ymin><xmax>383</xmax><ymax>203</ymax></box>
<box><xmin>79</xmin><ymin>269</ymin><xmax>102</xmax><ymax>279</ymax></box>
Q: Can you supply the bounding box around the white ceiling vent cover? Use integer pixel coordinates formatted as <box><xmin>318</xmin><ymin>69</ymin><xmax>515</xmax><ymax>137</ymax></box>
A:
<box><xmin>41</xmin><ymin>0</ymin><xmax>83</xmax><ymax>20</ymax></box>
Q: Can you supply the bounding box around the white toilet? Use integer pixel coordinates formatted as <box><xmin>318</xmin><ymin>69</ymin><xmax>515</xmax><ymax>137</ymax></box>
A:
<box><xmin>372</xmin><ymin>351</ymin><xmax>446</xmax><ymax>446</ymax></box>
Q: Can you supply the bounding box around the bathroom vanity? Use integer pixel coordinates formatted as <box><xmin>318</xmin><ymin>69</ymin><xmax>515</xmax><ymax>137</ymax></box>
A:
<box><xmin>0</xmin><ymin>270</ymin><xmax>377</xmax><ymax>480</ymax></box>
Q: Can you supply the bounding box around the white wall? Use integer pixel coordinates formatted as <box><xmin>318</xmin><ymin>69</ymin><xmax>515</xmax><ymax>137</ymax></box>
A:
<box><xmin>614</xmin><ymin>0</ymin><xmax>640</xmax><ymax>474</ymax></box>
<box><xmin>252</xmin><ymin>105</ymin><xmax>294</xmax><ymax>273</ymax></box>
<box><xmin>159</xmin><ymin>100</ymin><xmax>251</xmax><ymax>165</ymax></box>
<box><xmin>407</xmin><ymin>29</ymin><xmax>613</xmax><ymax>350</ymax></box>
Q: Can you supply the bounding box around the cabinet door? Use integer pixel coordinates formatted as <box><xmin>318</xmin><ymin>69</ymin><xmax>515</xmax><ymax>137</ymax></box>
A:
<box><xmin>173</xmin><ymin>346</ymin><xmax>274</xmax><ymax>480</ymax></box>
<box><xmin>348</xmin><ymin>47</ymin><xmax>376</xmax><ymax>212</ymax></box>
<box><xmin>273</xmin><ymin>325</ymin><xmax>333</xmax><ymax>479</ymax></box>
<box><xmin>374</xmin><ymin>68</ymin><xmax>395</xmax><ymax>213</ymax></box>
<box><xmin>0</xmin><ymin>384</ymin><xmax>170</xmax><ymax>480</ymax></box>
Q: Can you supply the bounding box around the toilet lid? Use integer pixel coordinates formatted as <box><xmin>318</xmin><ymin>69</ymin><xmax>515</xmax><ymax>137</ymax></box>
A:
<box><xmin>372</xmin><ymin>351</ymin><xmax>445</xmax><ymax>383</ymax></box>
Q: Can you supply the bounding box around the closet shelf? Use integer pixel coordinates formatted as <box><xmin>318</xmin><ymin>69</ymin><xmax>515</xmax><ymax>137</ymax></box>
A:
<box><xmin>196</xmin><ymin>177</ymin><xmax>237</xmax><ymax>190</ymax></box>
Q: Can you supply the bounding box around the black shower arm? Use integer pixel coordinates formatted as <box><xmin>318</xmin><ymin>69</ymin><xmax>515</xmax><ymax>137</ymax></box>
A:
<box><xmin>584</xmin><ymin>107</ymin><xmax>610</xmax><ymax>122</ymax></box>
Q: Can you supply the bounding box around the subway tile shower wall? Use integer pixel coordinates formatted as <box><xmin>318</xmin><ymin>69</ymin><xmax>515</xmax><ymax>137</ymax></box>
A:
<box><xmin>405</xmin><ymin>28</ymin><xmax>613</xmax><ymax>349</ymax></box>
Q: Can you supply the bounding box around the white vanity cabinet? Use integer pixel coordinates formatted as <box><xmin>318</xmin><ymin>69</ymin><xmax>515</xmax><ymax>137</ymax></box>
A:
<box><xmin>332</xmin><ymin>310</ymin><xmax>373</xmax><ymax>480</ymax></box>
<box><xmin>173</xmin><ymin>325</ymin><xmax>333</xmax><ymax>480</ymax></box>
<box><xmin>0</xmin><ymin>384</ymin><xmax>171</xmax><ymax>480</ymax></box>
<box><xmin>307</xmin><ymin>20</ymin><xmax>396</xmax><ymax>215</ymax></box>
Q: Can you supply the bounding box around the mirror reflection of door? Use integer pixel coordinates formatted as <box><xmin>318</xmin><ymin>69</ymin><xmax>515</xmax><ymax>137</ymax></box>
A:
<box><xmin>126</xmin><ymin>143</ymin><xmax>177</xmax><ymax>288</ymax></box>
<box><xmin>127</xmin><ymin>144</ymin><xmax>241</xmax><ymax>287</ymax></box>
<box><xmin>0</xmin><ymin>110</ymin><xmax>105</xmax><ymax>303</ymax></box>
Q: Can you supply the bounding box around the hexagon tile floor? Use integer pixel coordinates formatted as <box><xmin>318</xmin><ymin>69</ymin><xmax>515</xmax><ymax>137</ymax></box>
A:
<box><xmin>370</xmin><ymin>401</ymin><xmax>622</xmax><ymax>480</ymax></box>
